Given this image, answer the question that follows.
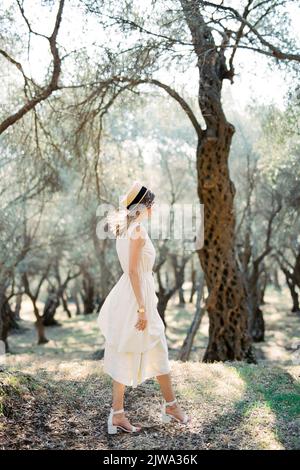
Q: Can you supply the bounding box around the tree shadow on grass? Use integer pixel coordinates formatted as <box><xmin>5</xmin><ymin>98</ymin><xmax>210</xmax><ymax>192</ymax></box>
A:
<box><xmin>197</xmin><ymin>362</ymin><xmax>300</xmax><ymax>450</ymax></box>
<box><xmin>231</xmin><ymin>363</ymin><xmax>300</xmax><ymax>449</ymax></box>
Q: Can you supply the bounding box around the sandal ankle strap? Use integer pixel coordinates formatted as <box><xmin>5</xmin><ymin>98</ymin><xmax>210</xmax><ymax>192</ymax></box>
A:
<box><xmin>164</xmin><ymin>398</ymin><xmax>177</xmax><ymax>406</ymax></box>
<box><xmin>111</xmin><ymin>407</ymin><xmax>124</xmax><ymax>414</ymax></box>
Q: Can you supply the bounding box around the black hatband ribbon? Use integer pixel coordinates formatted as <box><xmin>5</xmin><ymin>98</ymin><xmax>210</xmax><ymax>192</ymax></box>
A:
<box><xmin>127</xmin><ymin>186</ymin><xmax>148</xmax><ymax>210</ymax></box>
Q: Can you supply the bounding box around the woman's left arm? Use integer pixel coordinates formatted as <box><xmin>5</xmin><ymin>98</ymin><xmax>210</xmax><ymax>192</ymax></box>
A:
<box><xmin>128</xmin><ymin>224</ymin><xmax>147</xmax><ymax>331</ymax></box>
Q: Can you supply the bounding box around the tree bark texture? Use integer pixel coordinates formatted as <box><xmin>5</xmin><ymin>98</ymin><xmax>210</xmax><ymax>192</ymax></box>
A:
<box><xmin>180</xmin><ymin>0</ymin><xmax>255</xmax><ymax>362</ymax></box>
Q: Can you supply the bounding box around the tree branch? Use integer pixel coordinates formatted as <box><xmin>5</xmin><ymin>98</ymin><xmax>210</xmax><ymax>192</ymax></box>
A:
<box><xmin>202</xmin><ymin>0</ymin><xmax>300</xmax><ymax>62</ymax></box>
<box><xmin>0</xmin><ymin>0</ymin><xmax>65</xmax><ymax>135</ymax></box>
<box><xmin>111</xmin><ymin>75</ymin><xmax>203</xmax><ymax>138</ymax></box>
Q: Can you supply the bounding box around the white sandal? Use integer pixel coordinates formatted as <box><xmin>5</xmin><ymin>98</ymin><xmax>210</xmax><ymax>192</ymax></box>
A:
<box><xmin>161</xmin><ymin>398</ymin><xmax>190</xmax><ymax>424</ymax></box>
<box><xmin>107</xmin><ymin>407</ymin><xmax>142</xmax><ymax>434</ymax></box>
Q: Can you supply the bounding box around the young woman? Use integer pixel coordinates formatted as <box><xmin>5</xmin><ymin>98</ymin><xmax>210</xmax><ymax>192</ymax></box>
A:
<box><xmin>97</xmin><ymin>181</ymin><xmax>190</xmax><ymax>434</ymax></box>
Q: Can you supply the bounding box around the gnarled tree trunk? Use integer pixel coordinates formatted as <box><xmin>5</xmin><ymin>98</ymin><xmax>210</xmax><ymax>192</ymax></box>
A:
<box><xmin>180</xmin><ymin>0</ymin><xmax>255</xmax><ymax>362</ymax></box>
<box><xmin>81</xmin><ymin>270</ymin><xmax>95</xmax><ymax>315</ymax></box>
<box><xmin>197</xmin><ymin>129</ymin><xmax>254</xmax><ymax>361</ymax></box>
<box><xmin>43</xmin><ymin>289</ymin><xmax>60</xmax><ymax>326</ymax></box>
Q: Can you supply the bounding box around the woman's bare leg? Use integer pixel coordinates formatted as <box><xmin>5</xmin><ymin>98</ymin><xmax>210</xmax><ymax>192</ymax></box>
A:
<box><xmin>111</xmin><ymin>379</ymin><xmax>142</xmax><ymax>431</ymax></box>
<box><xmin>156</xmin><ymin>372</ymin><xmax>189</xmax><ymax>422</ymax></box>
<box><xmin>156</xmin><ymin>372</ymin><xmax>176</xmax><ymax>402</ymax></box>
<box><xmin>112</xmin><ymin>379</ymin><xmax>126</xmax><ymax>411</ymax></box>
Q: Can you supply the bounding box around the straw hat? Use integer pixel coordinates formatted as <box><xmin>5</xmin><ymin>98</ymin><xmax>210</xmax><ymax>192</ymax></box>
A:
<box><xmin>106</xmin><ymin>180</ymin><xmax>150</xmax><ymax>236</ymax></box>
<box><xmin>119</xmin><ymin>180</ymin><xmax>149</xmax><ymax>211</ymax></box>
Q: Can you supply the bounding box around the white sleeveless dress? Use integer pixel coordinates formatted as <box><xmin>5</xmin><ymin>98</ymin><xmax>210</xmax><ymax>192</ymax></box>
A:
<box><xmin>97</xmin><ymin>220</ymin><xmax>171</xmax><ymax>388</ymax></box>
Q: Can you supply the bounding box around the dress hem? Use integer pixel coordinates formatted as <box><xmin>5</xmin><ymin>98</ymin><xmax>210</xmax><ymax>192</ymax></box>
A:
<box><xmin>102</xmin><ymin>365</ymin><xmax>172</xmax><ymax>388</ymax></box>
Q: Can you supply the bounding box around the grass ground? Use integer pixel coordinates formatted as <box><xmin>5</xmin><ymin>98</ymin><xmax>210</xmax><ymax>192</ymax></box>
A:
<box><xmin>1</xmin><ymin>285</ymin><xmax>300</xmax><ymax>450</ymax></box>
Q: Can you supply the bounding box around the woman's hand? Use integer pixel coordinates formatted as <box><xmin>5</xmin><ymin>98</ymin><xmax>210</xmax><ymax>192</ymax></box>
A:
<box><xmin>135</xmin><ymin>310</ymin><xmax>148</xmax><ymax>331</ymax></box>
